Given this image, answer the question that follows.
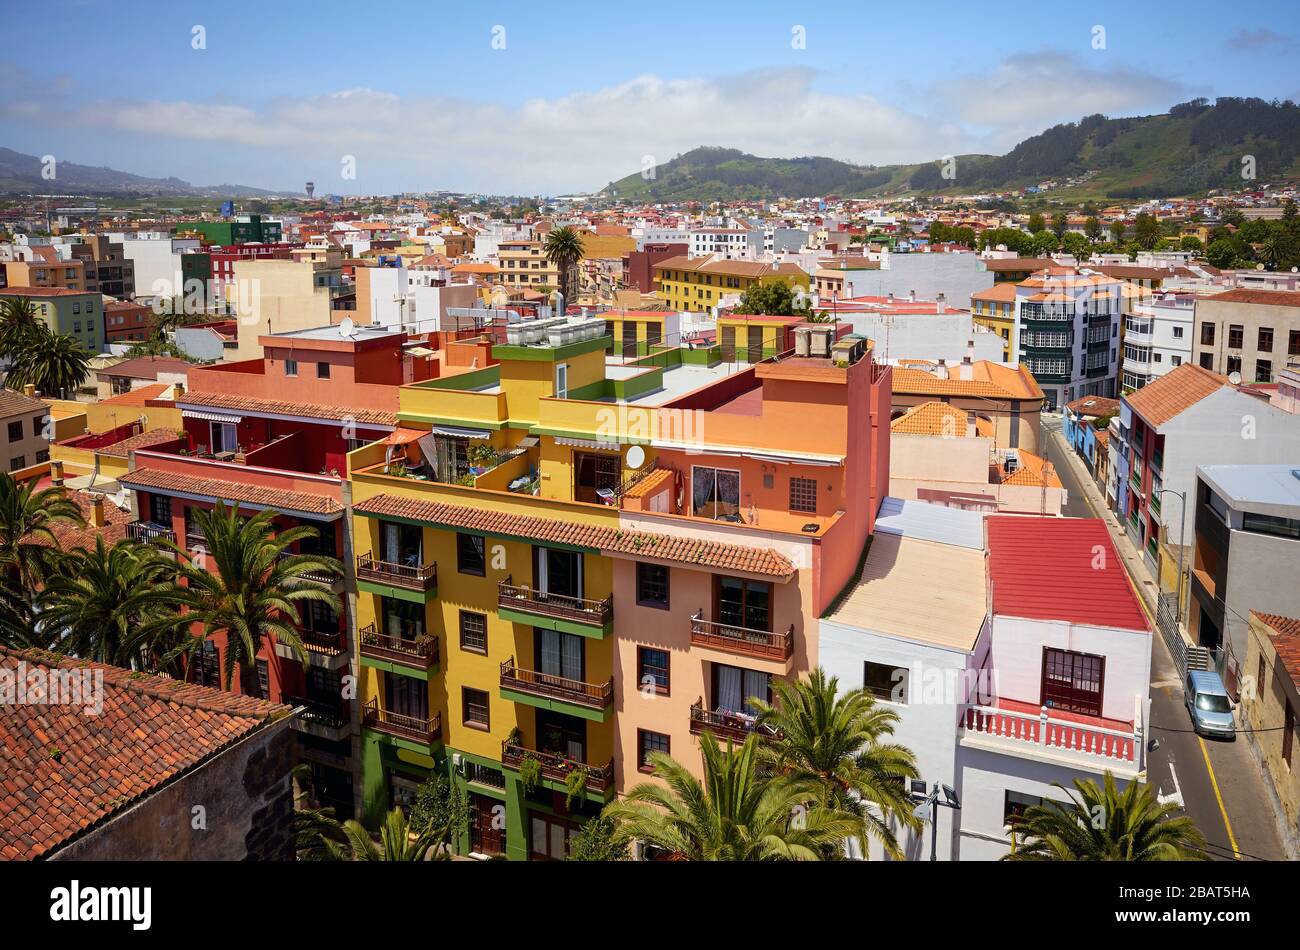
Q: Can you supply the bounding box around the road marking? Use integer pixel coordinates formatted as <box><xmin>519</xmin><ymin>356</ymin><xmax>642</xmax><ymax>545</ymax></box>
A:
<box><xmin>1198</xmin><ymin>736</ymin><xmax>1241</xmax><ymax>860</ymax></box>
<box><xmin>1158</xmin><ymin>759</ymin><xmax>1184</xmax><ymax>808</ymax></box>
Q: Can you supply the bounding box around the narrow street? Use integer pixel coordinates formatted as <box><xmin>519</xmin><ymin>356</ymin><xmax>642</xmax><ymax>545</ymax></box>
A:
<box><xmin>1040</xmin><ymin>414</ymin><xmax>1289</xmax><ymax>860</ymax></box>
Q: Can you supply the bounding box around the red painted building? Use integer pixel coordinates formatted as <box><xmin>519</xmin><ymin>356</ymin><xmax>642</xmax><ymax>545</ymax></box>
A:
<box><xmin>622</xmin><ymin>242</ymin><xmax>688</xmax><ymax>294</ymax></box>
<box><xmin>103</xmin><ymin>299</ymin><xmax>155</xmax><ymax>343</ymax></box>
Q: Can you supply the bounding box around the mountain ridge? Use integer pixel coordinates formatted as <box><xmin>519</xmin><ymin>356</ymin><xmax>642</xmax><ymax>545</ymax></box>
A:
<box><xmin>0</xmin><ymin>147</ymin><xmax>285</xmax><ymax>198</ymax></box>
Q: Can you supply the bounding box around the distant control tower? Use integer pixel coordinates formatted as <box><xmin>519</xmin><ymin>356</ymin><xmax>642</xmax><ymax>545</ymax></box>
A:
<box><xmin>305</xmin><ymin>181</ymin><xmax>316</xmax><ymax>199</ymax></box>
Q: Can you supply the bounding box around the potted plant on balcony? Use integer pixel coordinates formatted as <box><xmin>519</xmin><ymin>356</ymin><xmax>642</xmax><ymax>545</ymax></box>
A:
<box><xmin>519</xmin><ymin>754</ymin><xmax>543</xmax><ymax>794</ymax></box>
<box><xmin>564</xmin><ymin>767</ymin><xmax>589</xmax><ymax>809</ymax></box>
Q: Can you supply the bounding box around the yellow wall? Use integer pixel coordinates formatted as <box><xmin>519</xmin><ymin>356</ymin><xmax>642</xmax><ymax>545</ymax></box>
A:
<box><xmin>655</xmin><ymin>271</ymin><xmax>809</xmax><ymax>313</ymax></box>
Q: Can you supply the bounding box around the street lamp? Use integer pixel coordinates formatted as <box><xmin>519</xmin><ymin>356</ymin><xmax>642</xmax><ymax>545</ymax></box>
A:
<box><xmin>912</xmin><ymin>784</ymin><xmax>962</xmax><ymax>861</ymax></box>
<box><xmin>1153</xmin><ymin>488</ymin><xmax>1188</xmax><ymax>623</ymax></box>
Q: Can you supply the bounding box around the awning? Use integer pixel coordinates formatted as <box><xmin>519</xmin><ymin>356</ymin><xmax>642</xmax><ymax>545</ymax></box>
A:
<box><xmin>182</xmin><ymin>409</ymin><xmax>243</xmax><ymax>424</ymax></box>
<box><xmin>555</xmin><ymin>436</ymin><xmax>620</xmax><ymax>451</ymax></box>
<box><xmin>429</xmin><ymin>424</ymin><xmax>493</xmax><ymax>439</ymax></box>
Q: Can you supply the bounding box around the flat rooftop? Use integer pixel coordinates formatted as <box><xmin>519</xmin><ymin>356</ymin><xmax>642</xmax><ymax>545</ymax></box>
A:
<box><xmin>597</xmin><ymin>360</ymin><xmax>747</xmax><ymax>407</ymax></box>
<box><xmin>1200</xmin><ymin>464</ymin><xmax>1300</xmax><ymax>513</ymax></box>
<box><xmin>270</xmin><ymin>324</ymin><xmax>402</xmax><ymax>342</ymax></box>
<box><xmin>824</xmin><ymin>533</ymin><xmax>987</xmax><ymax>651</ymax></box>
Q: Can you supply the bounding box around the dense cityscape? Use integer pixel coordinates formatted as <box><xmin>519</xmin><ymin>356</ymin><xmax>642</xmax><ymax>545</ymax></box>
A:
<box><xmin>1</xmin><ymin>0</ymin><xmax>1297</xmax><ymax>933</ymax></box>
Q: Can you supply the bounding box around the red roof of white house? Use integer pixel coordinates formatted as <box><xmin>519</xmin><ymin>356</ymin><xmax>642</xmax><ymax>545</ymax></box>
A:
<box><xmin>986</xmin><ymin>516</ymin><xmax>1150</xmax><ymax>632</ymax></box>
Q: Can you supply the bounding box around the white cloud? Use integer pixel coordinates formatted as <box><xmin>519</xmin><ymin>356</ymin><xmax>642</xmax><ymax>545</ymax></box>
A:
<box><xmin>2</xmin><ymin>55</ymin><xmax>1194</xmax><ymax>193</ymax></box>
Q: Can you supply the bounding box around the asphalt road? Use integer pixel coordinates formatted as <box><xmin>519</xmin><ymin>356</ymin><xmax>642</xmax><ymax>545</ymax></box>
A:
<box><xmin>1041</xmin><ymin>414</ymin><xmax>1289</xmax><ymax>861</ymax></box>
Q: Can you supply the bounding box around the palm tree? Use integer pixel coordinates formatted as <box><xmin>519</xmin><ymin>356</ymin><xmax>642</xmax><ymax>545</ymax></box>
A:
<box><xmin>171</xmin><ymin>501</ymin><xmax>341</xmax><ymax>694</ymax></box>
<box><xmin>330</xmin><ymin>808</ymin><xmax>441</xmax><ymax>861</ymax></box>
<box><xmin>0</xmin><ymin>295</ymin><xmax>41</xmax><ymax>362</ymax></box>
<box><xmin>751</xmin><ymin>669</ymin><xmax>921</xmax><ymax>859</ymax></box>
<box><xmin>1003</xmin><ymin>772</ymin><xmax>1206</xmax><ymax>861</ymax></box>
<box><xmin>5</xmin><ymin>323</ymin><xmax>91</xmax><ymax>398</ymax></box>
<box><xmin>0</xmin><ymin>472</ymin><xmax>84</xmax><ymax>607</ymax></box>
<box><xmin>541</xmin><ymin>225</ymin><xmax>585</xmax><ymax>305</ymax></box>
<box><xmin>38</xmin><ymin>537</ymin><xmax>187</xmax><ymax>668</ymax></box>
<box><xmin>604</xmin><ymin>732</ymin><xmax>862</xmax><ymax>860</ymax></box>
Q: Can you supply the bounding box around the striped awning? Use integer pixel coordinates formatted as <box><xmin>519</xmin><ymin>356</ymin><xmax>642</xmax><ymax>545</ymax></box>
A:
<box><xmin>555</xmin><ymin>436</ymin><xmax>620</xmax><ymax>451</ymax></box>
<box><xmin>428</xmin><ymin>424</ymin><xmax>493</xmax><ymax>439</ymax></box>
<box><xmin>182</xmin><ymin>409</ymin><xmax>243</xmax><ymax>424</ymax></box>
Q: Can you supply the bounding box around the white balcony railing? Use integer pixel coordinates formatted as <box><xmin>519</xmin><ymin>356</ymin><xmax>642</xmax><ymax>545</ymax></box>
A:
<box><xmin>960</xmin><ymin>701</ymin><xmax>1143</xmax><ymax>770</ymax></box>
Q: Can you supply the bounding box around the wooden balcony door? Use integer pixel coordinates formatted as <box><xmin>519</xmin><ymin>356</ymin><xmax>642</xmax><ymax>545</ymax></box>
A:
<box><xmin>1041</xmin><ymin>647</ymin><xmax>1105</xmax><ymax>716</ymax></box>
<box><xmin>469</xmin><ymin>793</ymin><xmax>506</xmax><ymax>856</ymax></box>
<box><xmin>534</xmin><ymin>546</ymin><xmax>583</xmax><ymax>600</ymax></box>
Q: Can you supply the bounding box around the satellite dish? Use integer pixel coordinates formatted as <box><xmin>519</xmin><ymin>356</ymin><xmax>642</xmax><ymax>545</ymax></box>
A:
<box><xmin>626</xmin><ymin>445</ymin><xmax>646</xmax><ymax>469</ymax></box>
<box><xmin>1229</xmin><ymin>371</ymin><xmax>1242</xmax><ymax>385</ymax></box>
<box><xmin>339</xmin><ymin>317</ymin><xmax>356</xmax><ymax>338</ymax></box>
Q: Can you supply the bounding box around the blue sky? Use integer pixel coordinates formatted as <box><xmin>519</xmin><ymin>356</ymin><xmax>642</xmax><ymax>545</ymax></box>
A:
<box><xmin>3</xmin><ymin>0</ymin><xmax>1298</xmax><ymax>195</ymax></box>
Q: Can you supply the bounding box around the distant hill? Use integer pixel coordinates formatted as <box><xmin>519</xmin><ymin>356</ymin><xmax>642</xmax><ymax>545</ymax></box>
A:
<box><xmin>601</xmin><ymin>99</ymin><xmax>1300</xmax><ymax>201</ymax></box>
<box><xmin>0</xmin><ymin>147</ymin><xmax>283</xmax><ymax>198</ymax></box>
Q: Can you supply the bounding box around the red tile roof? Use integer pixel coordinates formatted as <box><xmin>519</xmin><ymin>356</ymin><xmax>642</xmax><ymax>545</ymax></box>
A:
<box><xmin>986</xmin><ymin>516</ymin><xmax>1150</xmax><ymax>632</ymax></box>
<box><xmin>98</xmin><ymin>356</ymin><xmax>194</xmax><ymax>380</ymax></box>
<box><xmin>120</xmin><ymin>467</ymin><xmax>343</xmax><ymax>515</ymax></box>
<box><xmin>97</xmin><ymin>428</ymin><xmax>181</xmax><ymax>458</ymax></box>
<box><xmin>355</xmin><ymin>493</ymin><xmax>795</xmax><ymax>577</ymax></box>
<box><xmin>0</xmin><ymin>286</ymin><xmax>94</xmax><ymax>298</ymax></box>
<box><xmin>0</xmin><ymin>646</ymin><xmax>290</xmax><ymax>860</ymax></box>
<box><xmin>1204</xmin><ymin>288</ymin><xmax>1300</xmax><ymax>308</ymax></box>
<box><xmin>179</xmin><ymin>391</ymin><xmax>397</xmax><ymax>427</ymax></box>
<box><xmin>1124</xmin><ymin>363</ymin><xmax>1230</xmax><ymax>427</ymax></box>
<box><xmin>1253</xmin><ymin>612</ymin><xmax>1300</xmax><ymax>688</ymax></box>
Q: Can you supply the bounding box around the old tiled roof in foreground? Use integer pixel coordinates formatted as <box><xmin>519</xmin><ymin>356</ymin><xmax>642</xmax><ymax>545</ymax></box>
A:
<box><xmin>1253</xmin><ymin>612</ymin><xmax>1300</xmax><ymax>688</ymax></box>
<box><xmin>355</xmin><ymin>493</ymin><xmax>795</xmax><ymax>577</ymax></box>
<box><xmin>1124</xmin><ymin>363</ymin><xmax>1230</xmax><ymax>427</ymax></box>
<box><xmin>120</xmin><ymin>467</ymin><xmax>343</xmax><ymax>515</ymax></box>
<box><xmin>0</xmin><ymin>647</ymin><xmax>290</xmax><ymax>860</ymax></box>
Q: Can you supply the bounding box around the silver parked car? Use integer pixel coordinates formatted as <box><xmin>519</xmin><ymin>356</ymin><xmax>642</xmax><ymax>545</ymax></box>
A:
<box><xmin>1185</xmin><ymin>670</ymin><xmax>1235</xmax><ymax>739</ymax></box>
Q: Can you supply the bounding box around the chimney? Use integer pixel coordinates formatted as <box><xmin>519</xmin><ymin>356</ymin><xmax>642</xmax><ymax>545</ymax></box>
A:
<box><xmin>966</xmin><ymin>410</ymin><xmax>977</xmax><ymax>438</ymax></box>
<box><xmin>91</xmin><ymin>494</ymin><xmax>106</xmax><ymax>528</ymax></box>
<box><xmin>886</xmin><ymin>291</ymin><xmax>894</xmax><ymax>303</ymax></box>
<box><xmin>51</xmin><ymin>460</ymin><xmax>64</xmax><ymax>486</ymax></box>
<box><xmin>172</xmin><ymin>382</ymin><xmax>185</xmax><ymax>398</ymax></box>
<box><xmin>908</xmin><ymin>289</ymin><xmax>916</xmax><ymax>302</ymax></box>
<box><xmin>937</xmin><ymin>292</ymin><xmax>947</xmax><ymax>312</ymax></box>
<box><xmin>935</xmin><ymin>359</ymin><xmax>949</xmax><ymax>380</ymax></box>
<box><xmin>23</xmin><ymin>384</ymin><xmax>36</xmax><ymax>399</ymax></box>
<box><xmin>967</xmin><ymin>339</ymin><xmax>976</xmax><ymax>363</ymax></box>
<box><xmin>959</xmin><ymin>355</ymin><xmax>973</xmax><ymax>381</ymax></box>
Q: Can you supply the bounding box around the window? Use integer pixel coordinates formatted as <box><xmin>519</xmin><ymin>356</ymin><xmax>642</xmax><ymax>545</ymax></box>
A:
<box><xmin>6</xmin><ymin>420</ymin><xmax>22</xmax><ymax>442</ymax></box>
<box><xmin>711</xmin><ymin>664</ymin><xmax>769</xmax><ymax>715</ymax></box>
<box><xmin>1171</xmin><ymin>355</ymin><xmax>1182</xmax><ymax>367</ymax></box>
<box><xmin>1041</xmin><ymin>648</ymin><xmax>1104</xmax><ymax>715</ymax></box>
<box><xmin>1172</xmin><ymin>325</ymin><xmax>1184</xmax><ymax>339</ymax></box>
<box><xmin>9</xmin><ymin>456</ymin><xmax>25</xmax><ymax>471</ymax></box>
<box><xmin>554</xmin><ymin>362</ymin><xmax>568</xmax><ymax>399</ymax></box>
<box><xmin>1004</xmin><ymin>790</ymin><xmax>1043</xmax><ymax>827</ymax></box>
<box><xmin>1200</xmin><ymin>322</ymin><xmax>1215</xmax><ymax>346</ymax></box>
<box><xmin>864</xmin><ymin>660</ymin><xmax>907</xmax><ymax>704</ymax></box>
<box><xmin>1228</xmin><ymin>325</ymin><xmax>1243</xmax><ymax>348</ymax></box>
<box><xmin>1290</xmin><ymin>330</ymin><xmax>1300</xmax><ymax>357</ymax></box>
<box><xmin>1226</xmin><ymin>355</ymin><xmax>1241</xmax><ymax>376</ymax></box>
<box><xmin>456</xmin><ymin>532</ymin><xmax>485</xmax><ymax>575</ymax></box>
<box><xmin>637</xmin><ymin>729</ymin><xmax>670</xmax><ymax>773</ymax></box>
<box><xmin>1199</xmin><ymin>352</ymin><xmax>1214</xmax><ymax>370</ymax></box>
<box><xmin>209</xmin><ymin>421</ymin><xmax>237</xmax><ymax>454</ymax></box>
<box><xmin>194</xmin><ymin>641</ymin><xmax>220</xmax><ymax>688</ymax></box>
<box><xmin>463</xmin><ymin>687</ymin><xmax>490</xmax><ymax>729</ymax></box>
<box><xmin>789</xmin><ymin>476</ymin><xmax>817</xmax><ymax>513</ymax></box>
<box><xmin>715</xmin><ymin>576</ymin><xmax>771</xmax><ymax>632</ymax></box>
<box><xmin>1285</xmin><ymin>701</ymin><xmax>1294</xmax><ymax>767</ymax></box>
<box><xmin>1256</xmin><ymin>359</ymin><xmax>1272</xmax><ymax>383</ymax></box>
<box><xmin>459</xmin><ymin>610</ymin><xmax>488</xmax><ymax>654</ymax></box>
<box><xmin>637</xmin><ymin>647</ymin><xmax>669</xmax><ymax>695</ymax></box>
<box><xmin>149</xmin><ymin>492</ymin><xmax>173</xmax><ymax>525</ymax></box>
<box><xmin>692</xmin><ymin>466</ymin><xmax>741</xmax><ymax>520</ymax></box>
<box><xmin>1258</xmin><ymin>655</ymin><xmax>1267</xmax><ymax>702</ymax></box>
<box><xmin>385</xmin><ymin>673</ymin><xmax>427</xmax><ymax>720</ymax></box>
<box><xmin>73</xmin><ymin>321</ymin><xmax>81</xmax><ymax>333</ymax></box>
<box><xmin>530</xmin><ymin>812</ymin><xmax>581</xmax><ymax>861</ymax></box>
<box><xmin>382</xmin><ymin>597</ymin><xmax>425</xmax><ymax>641</ymax></box>
<box><xmin>1258</xmin><ymin>327</ymin><xmax>1274</xmax><ymax>352</ymax></box>
<box><xmin>317</xmin><ymin>361</ymin><xmax>331</xmax><ymax>379</ymax></box>
<box><xmin>252</xmin><ymin>658</ymin><xmax>270</xmax><ymax>699</ymax></box>
<box><xmin>284</xmin><ymin>359</ymin><xmax>298</xmax><ymax>377</ymax></box>
<box><xmin>636</xmin><ymin>562</ymin><xmax>669</xmax><ymax>608</ymax></box>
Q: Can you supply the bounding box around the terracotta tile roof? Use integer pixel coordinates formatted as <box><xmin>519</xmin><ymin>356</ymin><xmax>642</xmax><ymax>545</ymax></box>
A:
<box><xmin>179</xmin><ymin>391</ymin><xmax>397</xmax><ymax>427</ymax></box>
<box><xmin>986</xmin><ymin>516</ymin><xmax>1150</xmax><ymax>632</ymax></box>
<box><xmin>98</xmin><ymin>382</ymin><xmax>171</xmax><ymax>407</ymax></box>
<box><xmin>1253</xmin><ymin>612</ymin><xmax>1300</xmax><ymax>687</ymax></box>
<box><xmin>892</xmin><ymin>361</ymin><xmax>1045</xmax><ymax>401</ymax></box>
<box><xmin>0</xmin><ymin>286</ymin><xmax>94</xmax><ymax>298</ymax></box>
<box><xmin>1204</xmin><ymin>288</ymin><xmax>1300</xmax><ymax>308</ymax></box>
<box><xmin>97</xmin><ymin>428</ymin><xmax>180</xmax><ymax>459</ymax></box>
<box><xmin>993</xmin><ymin>450</ymin><xmax>1063</xmax><ymax>488</ymax></box>
<box><xmin>1124</xmin><ymin>363</ymin><xmax>1230</xmax><ymax>427</ymax></box>
<box><xmin>623</xmin><ymin>467</ymin><xmax>673</xmax><ymax>499</ymax></box>
<box><xmin>355</xmin><ymin>493</ymin><xmax>795</xmax><ymax>577</ymax></box>
<box><xmin>971</xmin><ymin>284</ymin><xmax>1018</xmax><ymax>302</ymax></box>
<box><xmin>28</xmin><ymin>489</ymin><xmax>131</xmax><ymax>551</ymax></box>
<box><xmin>0</xmin><ymin>646</ymin><xmax>289</xmax><ymax>860</ymax></box>
<box><xmin>891</xmin><ymin>401</ymin><xmax>991</xmax><ymax>437</ymax></box>
<box><xmin>653</xmin><ymin>256</ymin><xmax>808</xmax><ymax>280</ymax></box>
<box><xmin>120</xmin><ymin>467</ymin><xmax>343</xmax><ymax>515</ymax></box>
<box><xmin>98</xmin><ymin>356</ymin><xmax>193</xmax><ymax>380</ymax></box>
<box><xmin>0</xmin><ymin>387</ymin><xmax>47</xmax><ymax>419</ymax></box>
<box><xmin>1066</xmin><ymin>395</ymin><xmax>1120</xmax><ymax>417</ymax></box>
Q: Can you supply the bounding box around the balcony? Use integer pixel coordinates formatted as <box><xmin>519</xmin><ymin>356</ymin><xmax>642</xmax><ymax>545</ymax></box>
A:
<box><xmin>285</xmin><ymin>694</ymin><xmax>350</xmax><ymax>741</ymax></box>
<box><xmin>960</xmin><ymin>701</ymin><xmax>1141</xmax><ymax>776</ymax></box>
<box><xmin>358</xmin><ymin>623</ymin><xmax>440</xmax><ymax>674</ymax></box>
<box><xmin>497</xmin><ymin>579</ymin><xmax>613</xmax><ymax>637</ymax></box>
<box><xmin>689</xmin><ymin>702</ymin><xmax>780</xmax><ymax>744</ymax></box>
<box><xmin>126</xmin><ymin>521</ymin><xmax>176</xmax><ymax>545</ymax></box>
<box><xmin>356</xmin><ymin>553</ymin><xmax>437</xmax><ymax>600</ymax></box>
<box><xmin>278</xmin><ymin>549</ymin><xmax>343</xmax><ymax>586</ymax></box>
<box><xmin>690</xmin><ymin>611</ymin><xmax>794</xmax><ymax>661</ymax></box>
<box><xmin>499</xmin><ymin>658</ymin><xmax>613</xmax><ymax>721</ymax></box>
<box><xmin>500</xmin><ymin>741</ymin><xmax>615</xmax><ymax>800</ymax></box>
<box><xmin>363</xmin><ymin>698</ymin><xmax>441</xmax><ymax>747</ymax></box>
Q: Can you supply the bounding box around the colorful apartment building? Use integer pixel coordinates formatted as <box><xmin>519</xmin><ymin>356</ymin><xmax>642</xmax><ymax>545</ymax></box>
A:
<box><xmin>2</xmin><ymin>258</ymin><xmax>86</xmax><ymax>292</ymax></box>
<box><xmin>970</xmin><ymin>283</ymin><xmax>1017</xmax><ymax>360</ymax></box>
<box><xmin>175</xmin><ymin>213</ymin><xmax>283</xmax><ymax>246</ymax></box>
<box><xmin>0</xmin><ymin>286</ymin><xmax>103</xmax><ymax>352</ymax></box>
<box><xmin>344</xmin><ymin>317</ymin><xmax>891</xmax><ymax>859</ymax></box>
<box><xmin>116</xmin><ymin>323</ymin><xmax>427</xmax><ymax>819</ymax></box>
<box><xmin>653</xmin><ymin>256</ymin><xmax>809</xmax><ymax>313</ymax></box>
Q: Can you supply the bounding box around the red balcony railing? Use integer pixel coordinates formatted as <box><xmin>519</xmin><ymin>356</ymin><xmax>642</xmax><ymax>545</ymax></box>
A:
<box><xmin>688</xmin><ymin>701</ymin><xmax>780</xmax><ymax>744</ymax></box>
<box><xmin>498</xmin><ymin>579</ymin><xmax>612</xmax><ymax>628</ymax></box>
<box><xmin>500</xmin><ymin>741</ymin><xmax>614</xmax><ymax>794</ymax></box>
<box><xmin>363</xmin><ymin>698</ymin><xmax>440</xmax><ymax>745</ymax></box>
<box><xmin>358</xmin><ymin>623</ymin><xmax>439</xmax><ymax>669</ymax></box>
<box><xmin>126</xmin><ymin>521</ymin><xmax>176</xmax><ymax>545</ymax></box>
<box><xmin>499</xmin><ymin>657</ymin><xmax>612</xmax><ymax>711</ymax></box>
<box><xmin>690</xmin><ymin>611</ymin><xmax>793</xmax><ymax>660</ymax></box>
<box><xmin>356</xmin><ymin>553</ymin><xmax>437</xmax><ymax>591</ymax></box>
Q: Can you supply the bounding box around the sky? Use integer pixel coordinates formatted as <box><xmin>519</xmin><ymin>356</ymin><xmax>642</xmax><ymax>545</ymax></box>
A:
<box><xmin>3</xmin><ymin>0</ymin><xmax>1299</xmax><ymax>196</ymax></box>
